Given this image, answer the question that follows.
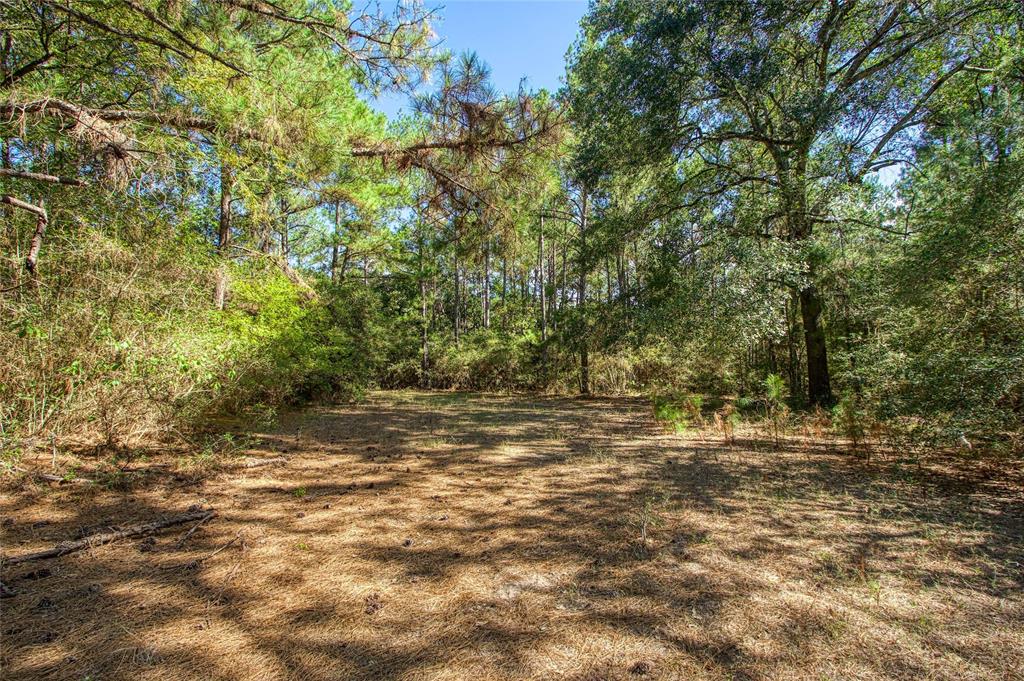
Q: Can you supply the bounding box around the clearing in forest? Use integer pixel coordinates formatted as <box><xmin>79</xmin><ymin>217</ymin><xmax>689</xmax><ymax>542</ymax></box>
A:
<box><xmin>2</xmin><ymin>392</ymin><xmax>1022</xmax><ymax>680</ymax></box>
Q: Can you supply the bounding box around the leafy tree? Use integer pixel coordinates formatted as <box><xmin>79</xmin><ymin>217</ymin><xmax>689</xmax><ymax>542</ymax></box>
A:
<box><xmin>568</xmin><ymin>0</ymin><xmax>1011</xmax><ymax>406</ymax></box>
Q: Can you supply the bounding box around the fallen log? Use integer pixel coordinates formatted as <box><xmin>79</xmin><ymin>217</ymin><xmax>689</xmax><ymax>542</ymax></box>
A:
<box><xmin>0</xmin><ymin>509</ymin><xmax>216</xmax><ymax>567</ymax></box>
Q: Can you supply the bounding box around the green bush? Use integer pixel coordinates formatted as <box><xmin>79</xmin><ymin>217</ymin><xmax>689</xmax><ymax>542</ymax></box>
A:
<box><xmin>1</xmin><ymin>224</ymin><xmax>375</xmax><ymax>453</ymax></box>
<box><xmin>652</xmin><ymin>393</ymin><xmax>704</xmax><ymax>433</ymax></box>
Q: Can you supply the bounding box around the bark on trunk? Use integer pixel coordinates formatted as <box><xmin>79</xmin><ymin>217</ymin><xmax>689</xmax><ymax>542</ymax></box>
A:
<box><xmin>538</xmin><ymin>216</ymin><xmax>547</xmax><ymax>342</ymax></box>
<box><xmin>560</xmin><ymin>241</ymin><xmax>568</xmax><ymax>309</ymax></box>
<box><xmin>23</xmin><ymin>201</ymin><xmax>47</xmax><ymax>277</ymax></box>
<box><xmin>278</xmin><ymin>197</ymin><xmax>290</xmax><ymax>258</ymax></box>
<box><xmin>1</xmin><ymin>139</ymin><xmax>11</xmax><ymax>228</ymax></box>
<box><xmin>421</xmin><ymin>277</ymin><xmax>430</xmax><ymax>386</ymax></box>
<box><xmin>786</xmin><ymin>293</ymin><xmax>801</xmax><ymax>397</ymax></box>
<box><xmin>548</xmin><ymin>243</ymin><xmax>556</xmax><ymax>324</ymax></box>
<box><xmin>213</xmin><ymin>164</ymin><xmax>232</xmax><ymax>310</ymax></box>
<box><xmin>616</xmin><ymin>248</ymin><xmax>625</xmax><ymax>302</ymax></box>
<box><xmin>786</xmin><ymin>178</ymin><xmax>832</xmax><ymax>407</ymax></box>
<box><xmin>330</xmin><ymin>201</ymin><xmax>340</xmax><ymax>283</ymax></box>
<box><xmin>578</xmin><ymin>193</ymin><xmax>590</xmax><ymax>396</ymax></box>
<box><xmin>605</xmin><ymin>257</ymin><xmax>612</xmax><ymax>303</ymax></box>
<box><xmin>501</xmin><ymin>258</ymin><xmax>507</xmax><ymax>303</ymax></box>
<box><xmin>482</xmin><ymin>241</ymin><xmax>491</xmax><ymax>329</ymax></box>
<box><xmin>453</xmin><ymin>255</ymin><xmax>461</xmax><ymax>345</ymax></box>
<box><xmin>1</xmin><ymin>196</ymin><xmax>48</xmax><ymax>277</ymax></box>
<box><xmin>800</xmin><ymin>283</ymin><xmax>831</xmax><ymax>406</ymax></box>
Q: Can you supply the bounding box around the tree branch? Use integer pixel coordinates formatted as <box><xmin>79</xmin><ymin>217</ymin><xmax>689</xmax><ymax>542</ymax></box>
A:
<box><xmin>0</xmin><ymin>168</ymin><xmax>86</xmax><ymax>186</ymax></box>
<box><xmin>2</xmin><ymin>195</ymin><xmax>49</xmax><ymax>275</ymax></box>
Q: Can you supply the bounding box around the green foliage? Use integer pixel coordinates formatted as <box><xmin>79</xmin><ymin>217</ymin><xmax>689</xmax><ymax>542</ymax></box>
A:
<box><xmin>833</xmin><ymin>394</ymin><xmax>870</xmax><ymax>456</ymax></box>
<box><xmin>763</xmin><ymin>374</ymin><xmax>790</xmax><ymax>448</ymax></box>
<box><xmin>653</xmin><ymin>393</ymin><xmax>704</xmax><ymax>434</ymax></box>
<box><xmin>764</xmin><ymin>374</ymin><xmax>786</xmax><ymax>405</ymax></box>
<box><xmin>410</xmin><ymin>331</ymin><xmax>544</xmax><ymax>392</ymax></box>
<box><xmin>1</xmin><ymin>0</ymin><xmax>1020</xmax><ymax>463</ymax></box>
<box><xmin>564</xmin><ymin>0</ymin><xmax>1020</xmax><ymax>452</ymax></box>
<box><xmin>0</xmin><ymin>220</ymin><xmax>377</xmax><ymax>449</ymax></box>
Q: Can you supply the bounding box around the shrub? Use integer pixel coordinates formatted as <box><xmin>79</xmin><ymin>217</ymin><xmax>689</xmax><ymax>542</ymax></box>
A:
<box><xmin>653</xmin><ymin>393</ymin><xmax>704</xmax><ymax>434</ymax></box>
<box><xmin>833</xmin><ymin>393</ymin><xmax>870</xmax><ymax>457</ymax></box>
<box><xmin>0</xmin><ymin>224</ymin><xmax>374</xmax><ymax>454</ymax></box>
<box><xmin>763</xmin><ymin>373</ymin><xmax>790</xmax><ymax>448</ymax></box>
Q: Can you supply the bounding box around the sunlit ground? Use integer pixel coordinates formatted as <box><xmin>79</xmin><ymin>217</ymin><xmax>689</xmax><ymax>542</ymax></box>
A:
<box><xmin>3</xmin><ymin>392</ymin><xmax>1022</xmax><ymax>680</ymax></box>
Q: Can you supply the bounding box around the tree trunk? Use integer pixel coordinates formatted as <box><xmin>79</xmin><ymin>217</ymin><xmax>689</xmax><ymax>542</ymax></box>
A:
<box><xmin>278</xmin><ymin>197</ymin><xmax>289</xmax><ymax>259</ymax></box>
<box><xmin>578</xmin><ymin>192</ymin><xmax>590</xmax><ymax>395</ymax></box>
<box><xmin>453</xmin><ymin>255</ymin><xmax>461</xmax><ymax>345</ymax></box>
<box><xmin>421</xmin><ymin>278</ymin><xmax>429</xmax><ymax>386</ymax></box>
<box><xmin>548</xmin><ymin>242</ymin><xmax>556</xmax><ymax>324</ymax></box>
<box><xmin>213</xmin><ymin>163</ymin><xmax>232</xmax><ymax>310</ymax></box>
<box><xmin>1</xmin><ymin>138</ymin><xmax>12</xmax><ymax>228</ymax></box>
<box><xmin>501</xmin><ymin>258</ymin><xmax>507</xmax><ymax>303</ymax></box>
<box><xmin>786</xmin><ymin>297</ymin><xmax>799</xmax><ymax>394</ymax></box>
<box><xmin>538</xmin><ymin>216</ymin><xmax>547</xmax><ymax>342</ymax></box>
<box><xmin>605</xmin><ymin>257</ymin><xmax>612</xmax><ymax>303</ymax></box>
<box><xmin>560</xmin><ymin>240</ymin><xmax>568</xmax><ymax>309</ymax></box>
<box><xmin>330</xmin><ymin>201</ymin><xmax>340</xmax><ymax>283</ymax></box>
<box><xmin>482</xmin><ymin>241</ymin><xmax>491</xmax><ymax>328</ymax></box>
<box><xmin>800</xmin><ymin>283</ymin><xmax>831</xmax><ymax>407</ymax></box>
<box><xmin>616</xmin><ymin>248</ymin><xmax>625</xmax><ymax>302</ymax></box>
<box><xmin>786</xmin><ymin>179</ymin><xmax>832</xmax><ymax>407</ymax></box>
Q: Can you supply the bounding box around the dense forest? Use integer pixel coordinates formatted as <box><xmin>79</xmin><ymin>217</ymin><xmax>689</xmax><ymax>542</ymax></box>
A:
<box><xmin>2</xmin><ymin>2</ymin><xmax>1024</xmax><ymax>679</ymax></box>
<box><xmin>2</xmin><ymin>0</ymin><xmax>1021</xmax><ymax>455</ymax></box>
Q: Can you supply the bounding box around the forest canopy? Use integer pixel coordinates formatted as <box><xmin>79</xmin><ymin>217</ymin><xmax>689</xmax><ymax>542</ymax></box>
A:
<box><xmin>2</xmin><ymin>0</ymin><xmax>1022</xmax><ymax>456</ymax></box>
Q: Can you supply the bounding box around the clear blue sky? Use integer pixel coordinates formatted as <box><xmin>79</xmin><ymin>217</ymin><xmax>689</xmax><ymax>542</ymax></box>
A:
<box><xmin>374</xmin><ymin>1</ymin><xmax>588</xmax><ymax>119</ymax></box>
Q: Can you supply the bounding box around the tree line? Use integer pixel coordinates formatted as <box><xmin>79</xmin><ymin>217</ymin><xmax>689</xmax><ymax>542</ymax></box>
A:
<box><xmin>2</xmin><ymin>0</ymin><xmax>1020</xmax><ymax>455</ymax></box>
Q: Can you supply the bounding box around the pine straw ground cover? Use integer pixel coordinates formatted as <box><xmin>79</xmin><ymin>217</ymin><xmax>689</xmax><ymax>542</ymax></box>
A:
<box><xmin>2</xmin><ymin>392</ymin><xmax>1022</xmax><ymax>681</ymax></box>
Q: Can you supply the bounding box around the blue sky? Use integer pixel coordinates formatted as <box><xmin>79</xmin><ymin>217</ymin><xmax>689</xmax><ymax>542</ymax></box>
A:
<box><xmin>373</xmin><ymin>1</ymin><xmax>588</xmax><ymax>119</ymax></box>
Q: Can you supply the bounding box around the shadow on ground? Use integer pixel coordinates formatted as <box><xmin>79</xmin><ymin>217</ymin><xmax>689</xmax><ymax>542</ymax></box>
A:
<box><xmin>2</xmin><ymin>391</ymin><xmax>1022</xmax><ymax>680</ymax></box>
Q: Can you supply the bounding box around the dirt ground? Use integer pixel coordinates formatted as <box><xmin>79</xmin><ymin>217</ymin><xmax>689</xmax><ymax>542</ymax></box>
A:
<box><xmin>2</xmin><ymin>391</ymin><xmax>1023</xmax><ymax>680</ymax></box>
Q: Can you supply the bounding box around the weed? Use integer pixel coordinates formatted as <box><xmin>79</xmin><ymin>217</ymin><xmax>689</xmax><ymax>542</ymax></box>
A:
<box><xmin>653</xmin><ymin>393</ymin><xmax>704</xmax><ymax>434</ymax></box>
<box><xmin>628</xmin><ymin>490</ymin><xmax>672</xmax><ymax>551</ymax></box>
<box><xmin>834</xmin><ymin>394</ymin><xmax>871</xmax><ymax>458</ymax></box>
<box><xmin>763</xmin><ymin>374</ymin><xmax>790</xmax><ymax>449</ymax></box>
<box><xmin>866</xmin><ymin>577</ymin><xmax>882</xmax><ymax>603</ymax></box>
<box><xmin>713</xmin><ymin>403</ymin><xmax>740</xmax><ymax>446</ymax></box>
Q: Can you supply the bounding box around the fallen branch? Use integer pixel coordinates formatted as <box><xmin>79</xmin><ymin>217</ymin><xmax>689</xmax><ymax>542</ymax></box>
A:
<box><xmin>11</xmin><ymin>466</ymin><xmax>93</xmax><ymax>485</ymax></box>
<box><xmin>0</xmin><ymin>509</ymin><xmax>216</xmax><ymax>567</ymax></box>
<box><xmin>164</xmin><ymin>531</ymin><xmax>241</xmax><ymax>571</ymax></box>
<box><xmin>239</xmin><ymin>456</ymin><xmax>288</xmax><ymax>469</ymax></box>
<box><xmin>174</xmin><ymin>513</ymin><xmax>215</xmax><ymax>548</ymax></box>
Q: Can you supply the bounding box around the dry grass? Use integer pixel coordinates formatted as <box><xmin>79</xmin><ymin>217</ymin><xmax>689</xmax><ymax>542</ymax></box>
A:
<box><xmin>2</xmin><ymin>391</ymin><xmax>1023</xmax><ymax>680</ymax></box>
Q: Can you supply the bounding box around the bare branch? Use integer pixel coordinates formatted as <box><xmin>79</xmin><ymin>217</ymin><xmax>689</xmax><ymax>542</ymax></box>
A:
<box><xmin>2</xmin><ymin>195</ymin><xmax>49</xmax><ymax>275</ymax></box>
<box><xmin>0</xmin><ymin>168</ymin><xmax>86</xmax><ymax>186</ymax></box>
